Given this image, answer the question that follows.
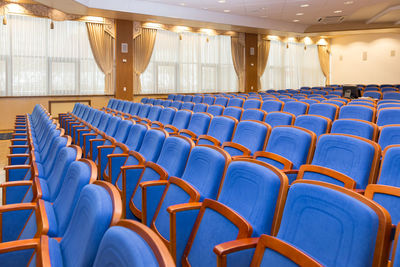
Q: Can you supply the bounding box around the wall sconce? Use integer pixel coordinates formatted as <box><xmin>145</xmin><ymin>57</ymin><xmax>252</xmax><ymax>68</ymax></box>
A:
<box><xmin>2</xmin><ymin>16</ymin><xmax>6</xmax><ymax>25</ymax></box>
<box><xmin>50</xmin><ymin>20</ymin><xmax>54</xmax><ymax>29</ymax></box>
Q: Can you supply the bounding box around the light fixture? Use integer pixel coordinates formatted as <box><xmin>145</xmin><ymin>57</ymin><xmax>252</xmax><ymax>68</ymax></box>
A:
<box><xmin>303</xmin><ymin>36</ymin><xmax>312</xmax><ymax>45</ymax></box>
<box><xmin>260</xmin><ymin>15</ymin><xmax>268</xmax><ymax>18</ymax></box>
<box><xmin>288</xmin><ymin>37</ymin><xmax>296</xmax><ymax>42</ymax></box>
<box><xmin>334</xmin><ymin>10</ymin><xmax>343</xmax><ymax>13</ymax></box>
<box><xmin>296</xmin><ymin>12</ymin><xmax>304</xmax><ymax>15</ymax></box>
<box><xmin>143</xmin><ymin>22</ymin><xmax>164</xmax><ymax>29</ymax></box>
<box><xmin>2</xmin><ymin>16</ymin><xmax>6</xmax><ymax>25</ymax></box>
<box><xmin>344</xmin><ymin>1</ymin><xmax>354</xmax><ymax>4</ymax></box>
<box><xmin>180</xmin><ymin>2</ymin><xmax>186</xmax><ymax>6</ymax></box>
<box><xmin>224</xmin><ymin>9</ymin><xmax>230</xmax><ymax>13</ymax></box>
<box><xmin>300</xmin><ymin>4</ymin><xmax>309</xmax><ymax>7</ymax></box>
<box><xmin>293</xmin><ymin>19</ymin><xmax>300</xmax><ymax>22</ymax></box>
<box><xmin>218</xmin><ymin>0</ymin><xmax>226</xmax><ymax>3</ymax></box>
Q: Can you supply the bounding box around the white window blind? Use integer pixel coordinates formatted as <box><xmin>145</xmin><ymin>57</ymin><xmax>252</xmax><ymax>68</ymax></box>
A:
<box><xmin>0</xmin><ymin>14</ymin><xmax>105</xmax><ymax>96</ymax></box>
<box><xmin>261</xmin><ymin>40</ymin><xmax>326</xmax><ymax>90</ymax></box>
<box><xmin>141</xmin><ymin>29</ymin><xmax>238</xmax><ymax>94</ymax></box>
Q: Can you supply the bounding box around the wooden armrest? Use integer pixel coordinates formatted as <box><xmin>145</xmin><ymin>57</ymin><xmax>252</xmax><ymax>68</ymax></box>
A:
<box><xmin>0</xmin><ymin>238</ymin><xmax>40</xmax><ymax>254</ymax></box>
<box><xmin>167</xmin><ymin>202</ymin><xmax>203</xmax><ymax>214</ymax></box>
<box><xmin>222</xmin><ymin>142</ymin><xmax>251</xmax><ymax>156</ymax></box>
<box><xmin>179</xmin><ymin>129</ymin><xmax>197</xmax><ymax>140</ymax></box>
<box><xmin>283</xmin><ymin>169</ymin><xmax>299</xmax><ymax>175</ymax></box>
<box><xmin>0</xmin><ymin>202</ymin><xmax>36</xmax><ymax>213</ymax></box>
<box><xmin>197</xmin><ymin>135</ymin><xmax>221</xmax><ymax>146</ymax></box>
<box><xmin>7</xmin><ymin>154</ymin><xmax>29</xmax><ymax>158</ymax></box>
<box><xmin>165</xmin><ymin>125</ymin><xmax>178</xmax><ymax>133</ymax></box>
<box><xmin>297</xmin><ymin>164</ymin><xmax>356</xmax><ymax>189</ymax></box>
<box><xmin>253</xmin><ymin>151</ymin><xmax>293</xmax><ymax>170</ymax></box>
<box><xmin>140</xmin><ymin>180</ymin><xmax>169</xmax><ymax>189</ymax></box>
<box><xmin>120</xmin><ymin>164</ymin><xmax>145</xmax><ymax>171</ymax></box>
<box><xmin>214</xmin><ymin>238</ymin><xmax>259</xmax><ymax>256</ymax></box>
<box><xmin>0</xmin><ymin>181</ymin><xmax>33</xmax><ymax>188</ymax></box>
<box><xmin>151</xmin><ymin>121</ymin><xmax>164</xmax><ymax>128</ymax></box>
<box><xmin>4</xmin><ymin>164</ymin><xmax>31</xmax><ymax>170</ymax></box>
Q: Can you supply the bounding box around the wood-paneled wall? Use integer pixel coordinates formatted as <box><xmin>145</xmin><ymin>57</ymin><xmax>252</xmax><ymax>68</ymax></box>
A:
<box><xmin>245</xmin><ymin>33</ymin><xmax>258</xmax><ymax>92</ymax></box>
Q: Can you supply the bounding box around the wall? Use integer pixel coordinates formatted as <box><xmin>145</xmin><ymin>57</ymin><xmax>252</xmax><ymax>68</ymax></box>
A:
<box><xmin>0</xmin><ymin>95</ymin><xmax>111</xmax><ymax>131</ymax></box>
<box><xmin>245</xmin><ymin>33</ymin><xmax>258</xmax><ymax>92</ymax></box>
<box><xmin>330</xmin><ymin>33</ymin><xmax>400</xmax><ymax>84</ymax></box>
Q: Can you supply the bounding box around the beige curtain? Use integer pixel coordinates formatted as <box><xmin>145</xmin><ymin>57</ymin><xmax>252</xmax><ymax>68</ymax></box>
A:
<box><xmin>257</xmin><ymin>37</ymin><xmax>270</xmax><ymax>90</ymax></box>
<box><xmin>231</xmin><ymin>34</ymin><xmax>246</xmax><ymax>92</ymax></box>
<box><xmin>318</xmin><ymin>45</ymin><xmax>330</xmax><ymax>85</ymax></box>
<box><xmin>86</xmin><ymin>22</ymin><xmax>114</xmax><ymax>94</ymax></box>
<box><xmin>133</xmin><ymin>28</ymin><xmax>157</xmax><ymax>94</ymax></box>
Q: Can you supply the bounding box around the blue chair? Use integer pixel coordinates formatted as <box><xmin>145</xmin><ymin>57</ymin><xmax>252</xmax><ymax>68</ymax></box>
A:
<box><xmin>0</xmin><ymin>181</ymin><xmax>123</xmax><ymax>267</ymax></box>
<box><xmin>181</xmin><ymin>102</ymin><xmax>195</xmax><ymax>111</ymax></box>
<box><xmin>182</xmin><ymin>95</ymin><xmax>193</xmax><ymax>102</ymax></box>
<box><xmin>203</xmin><ymin>96</ymin><xmax>216</xmax><ymax>105</ymax></box>
<box><xmin>161</xmin><ymin>100</ymin><xmax>172</xmax><ymax>107</ymax></box>
<box><xmin>92</xmin><ymin>220</ymin><xmax>174</xmax><ymax>267</ymax></box>
<box><xmin>377</xmin><ymin>108</ymin><xmax>400</xmax><ymax>126</ymax></box>
<box><xmin>322</xmin><ymin>100</ymin><xmax>345</xmax><ymax>107</ymax></box>
<box><xmin>192</xmin><ymin>95</ymin><xmax>204</xmax><ymax>103</ymax></box>
<box><xmin>261</xmin><ymin>100</ymin><xmax>284</xmax><ymax>113</ymax></box>
<box><xmin>339</xmin><ymin>105</ymin><xmax>376</xmax><ymax>122</ymax></box>
<box><xmin>331</xmin><ymin>119</ymin><xmax>378</xmax><ymax>141</ymax></box>
<box><xmin>151</xmin><ymin>107</ymin><xmax>176</xmax><ymax>129</ymax></box>
<box><xmin>132</xmin><ymin>104</ymin><xmax>152</xmax><ymax>121</ymax></box>
<box><xmin>241</xmin><ymin>109</ymin><xmax>267</xmax><ymax>121</ymax></box>
<box><xmin>308</xmin><ymin>103</ymin><xmax>338</xmax><ymax>121</ymax></box>
<box><xmin>378</xmin><ymin>103</ymin><xmax>400</xmax><ymax>110</ymax></box>
<box><xmin>243</xmin><ymin>99</ymin><xmax>262</xmax><ymax>109</ymax></box>
<box><xmin>265</xmin><ymin>111</ymin><xmax>295</xmax><ymax>128</ymax></box>
<box><xmin>153</xmin><ymin>99</ymin><xmax>163</xmax><ymax>106</ymax></box>
<box><xmin>198</xmin><ymin>115</ymin><xmax>237</xmax><ymax>146</ymax></box>
<box><xmin>282</xmin><ymin>101</ymin><xmax>309</xmax><ymax>117</ymax></box>
<box><xmin>297</xmin><ymin>134</ymin><xmax>381</xmax><ymax>189</ymax></box>
<box><xmin>348</xmin><ymin>101</ymin><xmax>375</xmax><ymax>108</ymax></box>
<box><xmin>207</xmin><ymin>105</ymin><xmax>225</xmax><ymax>116</ymax></box>
<box><xmin>174</xmin><ymin>95</ymin><xmax>184</xmax><ymax>101</ymax></box>
<box><xmin>128</xmin><ymin>102</ymin><xmax>141</xmax><ymax>117</ymax></box>
<box><xmin>222</xmin><ymin>120</ymin><xmax>271</xmax><ymax>157</ymax></box>
<box><xmin>294</xmin><ymin>114</ymin><xmax>331</xmax><ymax>137</ymax></box>
<box><xmin>165</xmin><ymin>110</ymin><xmax>193</xmax><ymax>134</ymax></box>
<box><xmin>302</xmin><ymin>99</ymin><xmax>319</xmax><ymax>105</ymax></box>
<box><xmin>254</xmin><ymin>126</ymin><xmax>316</xmax><ymax>184</ymax></box>
<box><xmin>378</xmin><ymin>125</ymin><xmax>400</xmax><ymax>151</ymax></box>
<box><xmin>383</xmin><ymin>92</ymin><xmax>400</xmax><ymax>100</ymax></box>
<box><xmin>0</xmin><ymin>159</ymin><xmax>96</xmax><ymax>243</ymax></box>
<box><xmin>215</xmin><ymin>180</ymin><xmax>391</xmax><ymax>267</ymax></box>
<box><xmin>193</xmin><ymin>103</ymin><xmax>208</xmax><ymax>113</ymax></box>
<box><xmin>227</xmin><ymin>98</ymin><xmax>244</xmax><ymax>108</ymax></box>
<box><xmin>179</xmin><ymin>112</ymin><xmax>212</xmax><ymax>140</ymax></box>
<box><xmin>215</xmin><ymin>97</ymin><xmax>229</xmax><ymax>107</ymax></box>
<box><xmin>363</xmin><ymin>91</ymin><xmax>382</xmax><ymax>99</ymax></box>
<box><xmin>170</xmin><ymin>101</ymin><xmax>183</xmax><ymax>110</ymax></box>
<box><xmin>223</xmin><ymin>107</ymin><xmax>243</xmax><ymax>121</ymax></box>
<box><xmin>140</xmin><ymin>105</ymin><xmax>162</xmax><ymax>124</ymax></box>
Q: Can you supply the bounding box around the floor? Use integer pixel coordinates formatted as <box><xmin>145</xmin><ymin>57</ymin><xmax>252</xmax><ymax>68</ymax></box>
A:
<box><xmin>0</xmin><ymin>140</ymin><xmax>10</xmax><ymax>203</ymax></box>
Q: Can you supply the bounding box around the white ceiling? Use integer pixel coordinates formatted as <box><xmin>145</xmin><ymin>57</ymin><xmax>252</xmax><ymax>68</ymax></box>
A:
<box><xmin>35</xmin><ymin>0</ymin><xmax>400</xmax><ymax>33</ymax></box>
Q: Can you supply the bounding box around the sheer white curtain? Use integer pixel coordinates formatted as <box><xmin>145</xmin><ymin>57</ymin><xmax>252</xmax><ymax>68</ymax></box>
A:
<box><xmin>141</xmin><ymin>29</ymin><xmax>237</xmax><ymax>94</ymax></box>
<box><xmin>0</xmin><ymin>14</ymin><xmax>105</xmax><ymax>96</ymax></box>
<box><xmin>260</xmin><ymin>40</ymin><xmax>325</xmax><ymax>90</ymax></box>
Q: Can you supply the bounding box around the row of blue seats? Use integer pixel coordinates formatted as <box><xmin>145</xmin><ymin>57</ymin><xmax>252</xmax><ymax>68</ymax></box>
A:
<box><xmin>59</xmin><ymin>101</ymin><xmax>400</xmax><ymax>266</ymax></box>
<box><xmin>1</xmin><ymin>105</ymin><xmax>175</xmax><ymax>266</ymax></box>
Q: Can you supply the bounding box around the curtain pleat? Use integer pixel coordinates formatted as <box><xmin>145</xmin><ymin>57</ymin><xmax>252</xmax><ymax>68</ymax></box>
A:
<box><xmin>257</xmin><ymin>38</ymin><xmax>270</xmax><ymax>90</ymax></box>
<box><xmin>318</xmin><ymin>45</ymin><xmax>330</xmax><ymax>85</ymax></box>
<box><xmin>86</xmin><ymin>22</ymin><xmax>114</xmax><ymax>94</ymax></box>
<box><xmin>133</xmin><ymin>28</ymin><xmax>157</xmax><ymax>95</ymax></box>
<box><xmin>231</xmin><ymin>34</ymin><xmax>245</xmax><ymax>92</ymax></box>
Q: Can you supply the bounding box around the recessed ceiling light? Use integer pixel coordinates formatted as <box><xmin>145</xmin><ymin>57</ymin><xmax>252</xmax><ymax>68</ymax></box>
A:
<box><xmin>218</xmin><ymin>0</ymin><xmax>226</xmax><ymax>3</ymax></box>
<box><xmin>293</xmin><ymin>19</ymin><xmax>300</xmax><ymax>22</ymax></box>
<box><xmin>203</xmin><ymin>7</ymin><xmax>208</xmax><ymax>10</ymax></box>
<box><xmin>334</xmin><ymin>10</ymin><xmax>343</xmax><ymax>13</ymax></box>
<box><xmin>296</xmin><ymin>12</ymin><xmax>304</xmax><ymax>16</ymax></box>
<box><xmin>223</xmin><ymin>9</ymin><xmax>231</xmax><ymax>12</ymax></box>
<box><xmin>260</xmin><ymin>15</ymin><xmax>268</xmax><ymax>18</ymax></box>
<box><xmin>180</xmin><ymin>2</ymin><xmax>185</xmax><ymax>6</ymax></box>
<box><xmin>300</xmin><ymin>4</ymin><xmax>309</xmax><ymax>8</ymax></box>
<box><xmin>261</xmin><ymin>7</ymin><xmax>266</xmax><ymax>10</ymax></box>
<box><xmin>344</xmin><ymin>1</ymin><xmax>354</xmax><ymax>4</ymax></box>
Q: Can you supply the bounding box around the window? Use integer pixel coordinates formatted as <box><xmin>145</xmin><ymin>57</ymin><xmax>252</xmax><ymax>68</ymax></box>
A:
<box><xmin>141</xmin><ymin>29</ymin><xmax>237</xmax><ymax>94</ymax></box>
<box><xmin>0</xmin><ymin>14</ymin><xmax>105</xmax><ymax>96</ymax></box>
<box><xmin>261</xmin><ymin>40</ymin><xmax>325</xmax><ymax>90</ymax></box>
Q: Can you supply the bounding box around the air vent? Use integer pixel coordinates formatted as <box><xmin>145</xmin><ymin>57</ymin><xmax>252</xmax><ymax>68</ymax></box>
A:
<box><xmin>318</xmin><ymin>16</ymin><xmax>344</xmax><ymax>24</ymax></box>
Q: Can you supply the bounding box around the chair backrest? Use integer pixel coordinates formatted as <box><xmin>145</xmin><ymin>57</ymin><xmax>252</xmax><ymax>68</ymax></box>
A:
<box><xmin>104</xmin><ymin>116</ymin><xmax>121</xmax><ymax>137</ymax></box>
<box><xmin>282</xmin><ymin>101</ymin><xmax>309</xmax><ymax>116</ymax></box>
<box><xmin>111</xmin><ymin>120</ymin><xmax>132</xmax><ymax>144</ymax></box>
<box><xmin>182</xmin><ymin>95</ymin><xmax>193</xmax><ymax>102</ymax></box>
<box><xmin>348</xmin><ymin>101</ymin><xmax>375</xmax><ymax>108</ymax></box>
<box><xmin>322</xmin><ymin>100</ymin><xmax>344</xmax><ymax>107</ymax></box>
<box><xmin>274</xmin><ymin>180</ymin><xmax>391</xmax><ymax>267</ymax></box>
<box><xmin>123</xmin><ymin>123</ymin><xmax>148</xmax><ymax>152</ymax></box>
<box><xmin>169</xmin><ymin>110</ymin><xmax>192</xmax><ymax>131</ymax></box>
<box><xmin>227</xmin><ymin>98</ymin><xmax>245</xmax><ymax>108</ymax></box>
<box><xmin>153</xmin><ymin>99</ymin><xmax>163</xmax><ymax>106</ymax></box>
<box><xmin>378</xmin><ymin>125</ymin><xmax>400</xmax><ymax>151</ymax></box>
<box><xmin>167</xmin><ymin>94</ymin><xmax>175</xmax><ymax>100</ymax></box>
<box><xmin>302</xmin><ymin>99</ymin><xmax>319</xmax><ymax>105</ymax></box>
<box><xmin>97</xmin><ymin>113</ymin><xmax>111</xmax><ymax>132</ymax></box>
<box><xmin>303</xmin><ymin>134</ymin><xmax>381</xmax><ymax>189</ymax></box>
<box><xmin>181</xmin><ymin>102</ymin><xmax>195</xmax><ymax>111</ymax></box>
<box><xmin>224</xmin><ymin>120</ymin><xmax>271</xmax><ymax>156</ymax></box>
<box><xmin>331</xmin><ymin>119</ymin><xmax>378</xmax><ymax>141</ymax></box>
<box><xmin>294</xmin><ymin>114</ymin><xmax>331</xmax><ymax>138</ymax></box>
<box><xmin>129</xmin><ymin>102</ymin><xmax>141</xmax><ymax>116</ymax></box>
<box><xmin>175</xmin><ymin>95</ymin><xmax>184</xmax><ymax>101</ymax></box>
<box><xmin>265</xmin><ymin>111</ymin><xmax>295</xmax><ymax>128</ymax></box>
<box><xmin>170</xmin><ymin>101</ymin><xmax>183</xmax><ymax>110</ymax></box>
<box><xmin>193</xmin><ymin>103</ymin><xmax>208</xmax><ymax>113</ymax></box>
<box><xmin>137</xmin><ymin>104</ymin><xmax>152</xmax><ymax>118</ymax></box>
<box><xmin>223</xmin><ymin>107</ymin><xmax>243</xmax><ymax>121</ymax></box>
<box><xmin>161</xmin><ymin>100</ymin><xmax>172</xmax><ymax>107</ymax></box>
<box><xmin>203</xmin><ymin>96</ymin><xmax>216</xmax><ymax>105</ymax></box>
<box><xmin>377</xmin><ymin>108</ymin><xmax>400</xmax><ymax>126</ymax></box>
<box><xmin>147</xmin><ymin>105</ymin><xmax>162</xmax><ymax>122</ymax></box>
<box><xmin>308</xmin><ymin>103</ymin><xmax>338</xmax><ymax>121</ymax></box>
<box><xmin>256</xmin><ymin>126</ymin><xmax>316</xmax><ymax>170</ymax></box>
<box><xmin>157</xmin><ymin>107</ymin><xmax>176</xmax><ymax>126</ymax></box>
<box><xmin>57</xmin><ymin>181</ymin><xmax>122</xmax><ymax>267</ymax></box>
<box><xmin>93</xmin><ymin>220</ymin><xmax>174</xmax><ymax>267</ymax></box>
<box><xmin>383</xmin><ymin>92</ymin><xmax>400</xmax><ymax>100</ymax></box>
<box><xmin>192</xmin><ymin>95</ymin><xmax>204</xmax><ymax>103</ymax></box>
<box><xmin>182</xmin><ymin>112</ymin><xmax>212</xmax><ymax>137</ymax></box>
<box><xmin>215</xmin><ymin>97</ymin><xmax>229</xmax><ymax>107</ymax></box>
<box><xmin>137</xmin><ymin>129</ymin><xmax>168</xmax><ymax>162</ymax></box>
<box><xmin>363</xmin><ymin>91</ymin><xmax>382</xmax><ymax>99</ymax></box>
<box><xmin>241</xmin><ymin>108</ymin><xmax>267</xmax><ymax>121</ymax></box>
<box><xmin>217</xmin><ymin>158</ymin><xmax>288</xmax><ymax>236</ymax></box>
<box><xmin>243</xmin><ymin>99</ymin><xmax>262</xmax><ymax>109</ymax></box>
<box><xmin>378</xmin><ymin>103</ymin><xmax>400</xmax><ymax>110</ymax></box>
<box><xmin>207</xmin><ymin>105</ymin><xmax>224</xmax><ymax>116</ymax></box>
<box><xmin>339</xmin><ymin>105</ymin><xmax>375</xmax><ymax>122</ymax></box>
<box><xmin>198</xmin><ymin>116</ymin><xmax>237</xmax><ymax>146</ymax></box>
